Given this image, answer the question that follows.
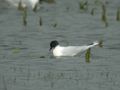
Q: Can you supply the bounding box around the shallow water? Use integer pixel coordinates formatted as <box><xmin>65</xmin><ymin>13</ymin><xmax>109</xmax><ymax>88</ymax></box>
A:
<box><xmin>0</xmin><ymin>0</ymin><xmax>120</xmax><ymax>90</ymax></box>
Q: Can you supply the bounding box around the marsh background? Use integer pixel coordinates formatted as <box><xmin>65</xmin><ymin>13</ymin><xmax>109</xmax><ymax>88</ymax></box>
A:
<box><xmin>0</xmin><ymin>0</ymin><xmax>120</xmax><ymax>90</ymax></box>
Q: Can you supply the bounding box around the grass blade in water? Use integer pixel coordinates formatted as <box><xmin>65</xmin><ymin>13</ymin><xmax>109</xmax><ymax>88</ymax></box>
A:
<box><xmin>85</xmin><ymin>48</ymin><xmax>91</xmax><ymax>63</ymax></box>
<box><xmin>116</xmin><ymin>7</ymin><xmax>120</xmax><ymax>21</ymax></box>
<box><xmin>39</xmin><ymin>17</ymin><xmax>42</xmax><ymax>26</ymax></box>
<box><xmin>23</xmin><ymin>8</ymin><xmax>27</xmax><ymax>26</ymax></box>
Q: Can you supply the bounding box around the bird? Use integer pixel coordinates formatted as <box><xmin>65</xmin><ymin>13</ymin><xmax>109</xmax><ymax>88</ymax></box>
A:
<box><xmin>49</xmin><ymin>40</ymin><xmax>100</xmax><ymax>57</ymax></box>
<box><xmin>6</xmin><ymin>0</ymin><xmax>39</xmax><ymax>11</ymax></box>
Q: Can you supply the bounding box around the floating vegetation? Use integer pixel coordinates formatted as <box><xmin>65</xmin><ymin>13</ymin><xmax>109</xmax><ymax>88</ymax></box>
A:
<box><xmin>39</xmin><ymin>17</ymin><xmax>42</xmax><ymax>26</ymax></box>
<box><xmin>101</xmin><ymin>4</ymin><xmax>108</xmax><ymax>27</ymax></box>
<box><xmin>85</xmin><ymin>48</ymin><xmax>91</xmax><ymax>63</ymax></box>
<box><xmin>79</xmin><ymin>1</ymin><xmax>88</xmax><ymax>11</ymax></box>
<box><xmin>116</xmin><ymin>7</ymin><xmax>120</xmax><ymax>21</ymax></box>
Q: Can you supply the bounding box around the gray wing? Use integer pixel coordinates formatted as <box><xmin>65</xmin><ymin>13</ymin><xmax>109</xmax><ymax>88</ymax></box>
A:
<box><xmin>61</xmin><ymin>46</ymin><xmax>89</xmax><ymax>56</ymax></box>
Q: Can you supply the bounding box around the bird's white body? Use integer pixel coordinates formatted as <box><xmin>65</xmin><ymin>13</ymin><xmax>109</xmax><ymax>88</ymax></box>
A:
<box><xmin>52</xmin><ymin>41</ymin><xmax>99</xmax><ymax>57</ymax></box>
<box><xmin>7</xmin><ymin>0</ymin><xmax>39</xmax><ymax>9</ymax></box>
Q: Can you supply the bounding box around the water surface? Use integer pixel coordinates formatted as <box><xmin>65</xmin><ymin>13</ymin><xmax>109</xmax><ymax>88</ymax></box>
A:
<box><xmin>0</xmin><ymin>0</ymin><xmax>120</xmax><ymax>90</ymax></box>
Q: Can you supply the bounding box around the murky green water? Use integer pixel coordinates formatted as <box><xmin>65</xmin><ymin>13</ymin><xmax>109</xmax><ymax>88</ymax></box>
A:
<box><xmin>0</xmin><ymin>0</ymin><xmax>120</xmax><ymax>90</ymax></box>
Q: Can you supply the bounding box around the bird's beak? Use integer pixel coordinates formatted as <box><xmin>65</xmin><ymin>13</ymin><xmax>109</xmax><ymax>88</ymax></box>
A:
<box><xmin>49</xmin><ymin>47</ymin><xmax>52</xmax><ymax>51</ymax></box>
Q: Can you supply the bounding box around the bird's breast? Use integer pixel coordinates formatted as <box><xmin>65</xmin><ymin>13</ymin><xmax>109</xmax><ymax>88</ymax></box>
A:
<box><xmin>53</xmin><ymin>46</ymin><xmax>62</xmax><ymax>57</ymax></box>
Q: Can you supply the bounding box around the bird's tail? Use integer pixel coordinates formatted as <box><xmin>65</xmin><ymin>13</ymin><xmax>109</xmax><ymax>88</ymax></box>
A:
<box><xmin>88</xmin><ymin>40</ymin><xmax>103</xmax><ymax>48</ymax></box>
<box><xmin>92</xmin><ymin>41</ymin><xmax>99</xmax><ymax>46</ymax></box>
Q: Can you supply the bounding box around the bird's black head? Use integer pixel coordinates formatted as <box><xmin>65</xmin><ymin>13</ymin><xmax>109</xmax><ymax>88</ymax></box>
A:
<box><xmin>49</xmin><ymin>40</ymin><xmax>59</xmax><ymax>51</ymax></box>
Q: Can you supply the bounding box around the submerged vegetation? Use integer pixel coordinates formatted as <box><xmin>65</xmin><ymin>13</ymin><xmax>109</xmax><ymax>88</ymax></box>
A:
<box><xmin>39</xmin><ymin>16</ymin><xmax>42</xmax><ymax>26</ymax></box>
<box><xmin>79</xmin><ymin>1</ymin><xmax>88</xmax><ymax>11</ymax></box>
<box><xmin>85</xmin><ymin>48</ymin><xmax>91</xmax><ymax>63</ymax></box>
<box><xmin>90</xmin><ymin>8</ymin><xmax>95</xmax><ymax>16</ymax></box>
<box><xmin>18</xmin><ymin>0</ymin><xmax>23</xmax><ymax>11</ymax></box>
<box><xmin>22</xmin><ymin>7</ymin><xmax>27</xmax><ymax>26</ymax></box>
<box><xmin>85</xmin><ymin>40</ymin><xmax>103</xmax><ymax>63</ymax></box>
<box><xmin>16</xmin><ymin>0</ymin><xmax>56</xmax><ymax>27</ymax></box>
<box><xmin>101</xmin><ymin>4</ymin><xmax>108</xmax><ymax>27</ymax></box>
<box><xmin>5</xmin><ymin>0</ymin><xmax>118</xmax><ymax>62</ymax></box>
<box><xmin>16</xmin><ymin>0</ymin><xmax>119</xmax><ymax>28</ymax></box>
<box><xmin>1</xmin><ymin>1</ymin><xmax>120</xmax><ymax>90</ymax></box>
<box><xmin>17</xmin><ymin>0</ymin><xmax>27</xmax><ymax>26</ymax></box>
<box><xmin>116</xmin><ymin>7</ymin><xmax>120</xmax><ymax>21</ymax></box>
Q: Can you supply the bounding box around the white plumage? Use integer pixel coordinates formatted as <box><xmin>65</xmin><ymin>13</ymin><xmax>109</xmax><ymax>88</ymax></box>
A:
<box><xmin>6</xmin><ymin>0</ymin><xmax>39</xmax><ymax>9</ymax></box>
<box><xmin>50</xmin><ymin>40</ymin><xmax>99</xmax><ymax>57</ymax></box>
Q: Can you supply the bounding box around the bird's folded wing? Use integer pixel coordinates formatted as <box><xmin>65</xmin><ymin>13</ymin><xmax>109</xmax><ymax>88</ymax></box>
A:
<box><xmin>61</xmin><ymin>46</ymin><xmax>89</xmax><ymax>56</ymax></box>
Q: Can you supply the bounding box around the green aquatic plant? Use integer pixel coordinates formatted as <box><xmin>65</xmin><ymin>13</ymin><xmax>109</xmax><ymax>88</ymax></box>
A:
<box><xmin>18</xmin><ymin>0</ymin><xmax>27</xmax><ymax>11</ymax></box>
<box><xmin>91</xmin><ymin>8</ymin><xmax>95</xmax><ymax>16</ymax></box>
<box><xmin>116</xmin><ymin>7</ymin><xmax>120</xmax><ymax>21</ymax></box>
<box><xmin>22</xmin><ymin>7</ymin><xmax>27</xmax><ymax>26</ymax></box>
<box><xmin>101</xmin><ymin>4</ymin><xmax>108</xmax><ymax>27</ymax></box>
<box><xmin>39</xmin><ymin>17</ymin><xmax>42</xmax><ymax>26</ymax></box>
<box><xmin>79</xmin><ymin>1</ymin><xmax>88</xmax><ymax>11</ymax></box>
<box><xmin>85</xmin><ymin>40</ymin><xmax>103</xmax><ymax>63</ymax></box>
<box><xmin>18</xmin><ymin>0</ymin><xmax>22</xmax><ymax>10</ymax></box>
<box><xmin>85</xmin><ymin>48</ymin><xmax>91</xmax><ymax>63</ymax></box>
<box><xmin>17</xmin><ymin>0</ymin><xmax>27</xmax><ymax>26</ymax></box>
<box><xmin>101</xmin><ymin>4</ymin><xmax>106</xmax><ymax>21</ymax></box>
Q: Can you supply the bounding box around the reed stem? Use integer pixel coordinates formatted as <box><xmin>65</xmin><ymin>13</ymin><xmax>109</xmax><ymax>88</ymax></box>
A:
<box><xmin>85</xmin><ymin>48</ymin><xmax>91</xmax><ymax>63</ymax></box>
<box><xmin>101</xmin><ymin>4</ymin><xmax>108</xmax><ymax>27</ymax></box>
<box><xmin>116</xmin><ymin>7</ymin><xmax>120</xmax><ymax>21</ymax></box>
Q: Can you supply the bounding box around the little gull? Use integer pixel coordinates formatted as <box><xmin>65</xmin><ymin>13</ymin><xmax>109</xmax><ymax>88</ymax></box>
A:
<box><xmin>49</xmin><ymin>40</ymin><xmax>100</xmax><ymax>57</ymax></box>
